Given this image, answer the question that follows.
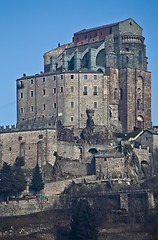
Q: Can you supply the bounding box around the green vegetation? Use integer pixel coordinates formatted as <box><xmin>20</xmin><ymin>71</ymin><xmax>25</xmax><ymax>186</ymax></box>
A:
<box><xmin>15</xmin><ymin>156</ymin><xmax>25</xmax><ymax>167</ymax></box>
<box><xmin>15</xmin><ymin>166</ymin><xmax>26</xmax><ymax>195</ymax></box>
<box><xmin>0</xmin><ymin>162</ymin><xmax>18</xmax><ymax>201</ymax></box>
<box><xmin>69</xmin><ymin>199</ymin><xmax>98</xmax><ymax>240</ymax></box>
<box><xmin>31</xmin><ymin>163</ymin><xmax>44</xmax><ymax>193</ymax></box>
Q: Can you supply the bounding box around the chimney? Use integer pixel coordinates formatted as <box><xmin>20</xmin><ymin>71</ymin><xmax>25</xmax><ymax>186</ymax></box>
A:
<box><xmin>58</xmin><ymin>43</ymin><xmax>60</xmax><ymax>47</ymax></box>
<box><xmin>23</xmin><ymin>73</ymin><xmax>26</xmax><ymax>77</ymax></box>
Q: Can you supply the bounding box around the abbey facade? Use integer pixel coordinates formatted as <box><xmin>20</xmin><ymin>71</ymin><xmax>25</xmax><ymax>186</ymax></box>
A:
<box><xmin>0</xmin><ymin>18</ymin><xmax>154</xmax><ymax>181</ymax></box>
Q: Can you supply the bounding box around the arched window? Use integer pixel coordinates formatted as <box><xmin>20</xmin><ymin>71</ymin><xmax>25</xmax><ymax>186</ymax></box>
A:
<box><xmin>114</xmin><ymin>88</ymin><xmax>117</xmax><ymax>99</ymax></box>
<box><xmin>138</xmin><ymin>51</ymin><xmax>142</xmax><ymax>64</ymax></box>
<box><xmin>137</xmin><ymin>99</ymin><xmax>141</xmax><ymax>110</ymax></box>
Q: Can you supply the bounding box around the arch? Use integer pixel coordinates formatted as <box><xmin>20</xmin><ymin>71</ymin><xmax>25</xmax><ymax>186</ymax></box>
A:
<box><xmin>68</xmin><ymin>56</ymin><xmax>74</xmax><ymax>70</ymax></box>
<box><xmin>88</xmin><ymin>148</ymin><xmax>98</xmax><ymax>154</ymax></box>
<box><xmin>97</xmin><ymin>68</ymin><xmax>104</xmax><ymax>73</ymax></box>
<box><xmin>81</xmin><ymin>52</ymin><xmax>89</xmax><ymax>68</ymax></box>
<box><xmin>141</xmin><ymin>160</ymin><xmax>150</xmax><ymax>177</ymax></box>
<box><xmin>137</xmin><ymin>115</ymin><xmax>144</xmax><ymax>129</ymax></box>
<box><xmin>137</xmin><ymin>99</ymin><xmax>141</xmax><ymax>110</ymax></box>
<box><xmin>96</xmin><ymin>49</ymin><xmax>106</xmax><ymax>67</ymax></box>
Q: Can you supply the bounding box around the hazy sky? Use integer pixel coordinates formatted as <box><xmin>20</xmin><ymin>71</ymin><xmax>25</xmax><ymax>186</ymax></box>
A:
<box><xmin>0</xmin><ymin>0</ymin><xmax>158</xmax><ymax>127</ymax></box>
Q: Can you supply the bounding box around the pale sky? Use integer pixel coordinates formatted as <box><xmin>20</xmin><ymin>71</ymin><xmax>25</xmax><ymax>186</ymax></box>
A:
<box><xmin>0</xmin><ymin>0</ymin><xmax>158</xmax><ymax>127</ymax></box>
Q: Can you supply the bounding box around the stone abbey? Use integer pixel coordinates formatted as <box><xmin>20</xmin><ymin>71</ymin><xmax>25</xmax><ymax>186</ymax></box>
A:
<box><xmin>0</xmin><ymin>18</ymin><xmax>155</xmax><ymax>181</ymax></box>
<box><xmin>17</xmin><ymin>18</ymin><xmax>151</xmax><ymax>133</ymax></box>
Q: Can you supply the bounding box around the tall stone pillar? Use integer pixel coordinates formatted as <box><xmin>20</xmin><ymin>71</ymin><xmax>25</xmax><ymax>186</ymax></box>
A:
<box><xmin>62</xmin><ymin>54</ymin><xmax>69</xmax><ymax>71</ymax></box>
<box><xmin>50</xmin><ymin>56</ymin><xmax>57</xmax><ymax>72</ymax></box>
<box><xmin>120</xmin><ymin>193</ymin><xmax>128</xmax><ymax>211</ymax></box>
<box><xmin>89</xmin><ymin>48</ymin><xmax>97</xmax><ymax>70</ymax></box>
<box><xmin>74</xmin><ymin>51</ymin><xmax>82</xmax><ymax>70</ymax></box>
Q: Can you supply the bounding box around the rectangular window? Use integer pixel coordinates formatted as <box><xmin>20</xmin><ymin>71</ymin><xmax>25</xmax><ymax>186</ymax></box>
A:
<box><xmin>93</xmin><ymin>86</ymin><xmax>97</xmax><ymax>95</ymax></box>
<box><xmin>21</xmin><ymin>92</ymin><xmax>23</xmax><ymax>98</ymax></box>
<box><xmin>60</xmin><ymin>87</ymin><xmax>63</xmax><ymax>93</ymax></box>
<box><xmin>53</xmin><ymin>88</ymin><xmax>56</xmax><ymax>94</ymax></box>
<box><xmin>20</xmin><ymin>108</ymin><xmax>24</xmax><ymax>113</ymax></box>
<box><xmin>18</xmin><ymin>136</ymin><xmax>22</xmax><ymax>141</ymax></box>
<box><xmin>70</xmin><ymin>117</ymin><xmax>74</xmax><ymax>122</ymax></box>
<box><xmin>83</xmin><ymin>86</ymin><xmax>87</xmax><ymax>95</ymax></box>
<box><xmin>54</xmin><ymin>103</ymin><xmax>56</xmax><ymax>108</ymax></box>
<box><xmin>31</xmin><ymin>79</ymin><xmax>33</xmax><ymax>84</ymax></box>
<box><xmin>94</xmin><ymin>102</ymin><xmax>97</xmax><ymax>108</ymax></box>
<box><xmin>43</xmin><ymin>89</ymin><xmax>46</xmax><ymax>95</ymax></box>
<box><xmin>39</xmin><ymin>135</ymin><xmax>43</xmax><ymax>139</ymax></box>
<box><xmin>71</xmin><ymin>102</ymin><xmax>74</xmax><ymax>108</ymax></box>
<box><xmin>94</xmin><ymin>75</ymin><xmax>97</xmax><ymax>80</ymax></box>
<box><xmin>30</xmin><ymin>91</ymin><xmax>33</xmax><ymax>97</ymax></box>
<box><xmin>71</xmin><ymin>75</ymin><xmax>74</xmax><ymax>79</ymax></box>
<box><xmin>54</xmin><ymin>76</ymin><xmax>56</xmax><ymax>80</ymax></box>
<box><xmin>70</xmin><ymin>86</ymin><xmax>74</xmax><ymax>92</ymax></box>
<box><xmin>84</xmin><ymin>75</ymin><xmax>87</xmax><ymax>79</ymax></box>
<box><xmin>61</xmin><ymin>75</ymin><xmax>63</xmax><ymax>79</ymax></box>
<box><xmin>31</xmin><ymin>106</ymin><xmax>34</xmax><ymax>112</ymax></box>
<box><xmin>43</xmin><ymin>77</ymin><xmax>45</xmax><ymax>82</ymax></box>
<box><xmin>43</xmin><ymin>104</ymin><xmax>46</xmax><ymax>110</ymax></box>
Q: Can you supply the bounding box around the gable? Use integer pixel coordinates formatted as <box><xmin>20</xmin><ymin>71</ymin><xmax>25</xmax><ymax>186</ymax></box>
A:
<box><xmin>119</xmin><ymin>18</ymin><xmax>142</xmax><ymax>35</ymax></box>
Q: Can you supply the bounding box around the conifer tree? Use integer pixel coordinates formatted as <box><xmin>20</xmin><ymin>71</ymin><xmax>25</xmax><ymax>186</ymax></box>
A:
<box><xmin>31</xmin><ymin>163</ymin><xmax>44</xmax><ymax>193</ymax></box>
<box><xmin>0</xmin><ymin>162</ymin><xmax>18</xmax><ymax>201</ymax></box>
<box><xmin>15</xmin><ymin>166</ymin><xmax>26</xmax><ymax>195</ymax></box>
<box><xmin>69</xmin><ymin>199</ymin><xmax>98</xmax><ymax>240</ymax></box>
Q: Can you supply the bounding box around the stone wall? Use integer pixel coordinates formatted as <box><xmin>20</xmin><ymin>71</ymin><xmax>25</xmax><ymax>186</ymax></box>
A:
<box><xmin>0</xmin><ymin>129</ymin><xmax>57</xmax><ymax>169</ymax></box>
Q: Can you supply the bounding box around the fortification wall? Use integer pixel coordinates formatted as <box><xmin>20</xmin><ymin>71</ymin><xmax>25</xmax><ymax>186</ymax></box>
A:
<box><xmin>0</xmin><ymin>129</ymin><xmax>57</xmax><ymax>169</ymax></box>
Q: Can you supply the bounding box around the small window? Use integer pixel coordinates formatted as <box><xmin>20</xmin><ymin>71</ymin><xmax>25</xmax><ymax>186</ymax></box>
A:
<box><xmin>138</xmin><ymin>51</ymin><xmax>142</xmax><ymax>64</ymax></box>
<box><xmin>31</xmin><ymin>106</ymin><xmax>34</xmax><ymax>112</ymax></box>
<box><xmin>53</xmin><ymin>88</ymin><xmax>56</xmax><ymax>94</ymax></box>
<box><xmin>18</xmin><ymin>136</ymin><xmax>22</xmax><ymax>141</ymax></box>
<box><xmin>126</xmin><ymin>56</ymin><xmax>129</xmax><ymax>64</ymax></box>
<box><xmin>54</xmin><ymin>103</ymin><xmax>56</xmax><ymax>109</ymax></box>
<box><xmin>43</xmin><ymin>104</ymin><xmax>46</xmax><ymax>110</ymax></box>
<box><xmin>95</xmin><ymin>32</ymin><xmax>97</xmax><ymax>37</ymax></box>
<box><xmin>120</xmin><ymin>88</ymin><xmax>123</xmax><ymax>100</ymax></box>
<box><xmin>94</xmin><ymin>102</ymin><xmax>97</xmax><ymax>108</ymax></box>
<box><xmin>70</xmin><ymin>86</ymin><xmax>74</xmax><ymax>92</ymax></box>
<box><xmin>43</xmin><ymin>89</ymin><xmax>46</xmax><ymax>95</ymax></box>
<box><xmin>93</xmin><ymin>86</ymin><xmax>97</xmax><ymax>95</ymax></box>
<box><xmin>20</xmin><ymin>108</ymin><xmax>24</xmax><ymax>113</ymax></box>
<box><xmin>85</xmin><ymin>35</ymin><xmax>87</xmax><ymax>39</ymax></box>
<box><xmin>61</xmin><ymin>75</ymin><xmax>63</xmax><ymax>79</ymax></box>
<box><xmin>71</xmin><ymin>75</ymin><xmax>74</xmax><ymax>79</ymax></box>
<box><xmin>54</xmin><ymin>76</ymin><xmax>56</xmax><ymax>80</ymax></box>
<box><xmin>71</xmin><ymin>102</ymin><xmax>74</xmax><ymax>108</ymax></box>
<box><xmin>60</xmin><ymin>87</ymin><xmax>63</xmax><ymax>93</ymax></box>
<box><xmin>21</xmin><ymin>92</ymin><xmax>23</xmax><ymax>98</ymax></box>
<box><xmin>114</xmin><ymin>88</ymin><xmax>117</xmax><ymax>99</ymax></box>
<box><xmin>39</xmin><ymin>135</ymin><xmax>43</xmax><ymax>139</ymax></box>
<box><xmin>137</xmin><ymin>99</ymin><xmax>141</xmax><ymax>110</ymax></box>
<box><xmin>31</xmin><ymin>79</ymin><xmax>33</xmax><ymax>84</ymax></box>
<box><xmin>9</xmin><ymin>147</ymin><xmax>12</xmax><ymax>151</ymax></box>
<box><xmin>94</xmin><ymin>75</ymin><xmax>97</xmax><ymax>80</ymax></box>
<box><xmin>70</xmin><ymin>117</ymin><xmax>74</xmax><ymax>122</ymax></box>
<box><xmin>43</xmin><ymin>77</ymin><xmax>45</xmax><ymax>82</ymax></box>
<box><xmin>83</xmin><ymin>86</ymin><xmax>87</xmax><ymax>95</ymax></box>
<box><xmin>31</xmin><ymin>91</ymin><xmax>33</xmax><ymax>97</ymax></box>
<box><xmin>126</xmin><ymin>48</ymin><xmax>129</xmax><ymax>51</ymax></box>
<box><xmin>84</xmin><ymin>75</ymin><xmax>87</xmax><ymax>79</ymax></box>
